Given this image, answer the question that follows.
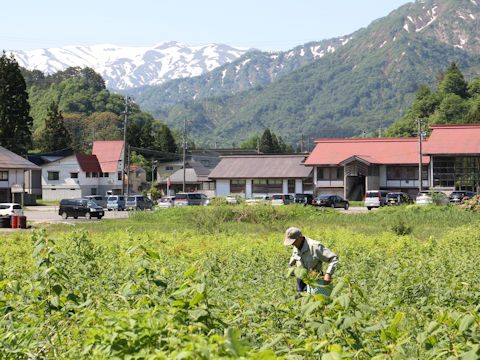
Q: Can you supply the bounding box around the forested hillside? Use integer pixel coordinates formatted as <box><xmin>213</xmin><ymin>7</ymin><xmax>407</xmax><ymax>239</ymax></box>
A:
<box><xmin>22</xmin><ymin>67</ymin><xmax>178</xmax><ymax>154</ymax></box>
<box><xmin>144</xmin><ymin>0</ymin><xmax>480</xmax><ymax>147</ymax></box>
<box><xmin>385</xmin><ymin>62</ymin><xmax>480</xmax><ymax>137</ymax></box>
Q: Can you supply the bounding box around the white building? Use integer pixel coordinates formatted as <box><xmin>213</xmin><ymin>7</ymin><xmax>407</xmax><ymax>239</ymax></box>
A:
<box><xmin>0</xmin><ymin>146</ymin><xmax>40</xmax><ymax>204</ymax></box>
<box><xmin>41</xmin><ymin>141</ymin><xmax>126</xmax><ymax>200</ymax></box>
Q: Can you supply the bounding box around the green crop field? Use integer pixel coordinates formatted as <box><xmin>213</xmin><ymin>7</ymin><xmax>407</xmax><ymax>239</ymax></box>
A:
<box><xmin>1</xmin><ymin>205</ymin><xmax>479</xmax><ymax>359</ymax></box>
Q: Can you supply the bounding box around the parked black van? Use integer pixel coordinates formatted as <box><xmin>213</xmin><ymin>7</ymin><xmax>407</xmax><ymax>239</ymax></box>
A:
<box><xmin>59</xmin><ymin>198</ymin><xmax>104</xmax><ymax>219</ymax></box>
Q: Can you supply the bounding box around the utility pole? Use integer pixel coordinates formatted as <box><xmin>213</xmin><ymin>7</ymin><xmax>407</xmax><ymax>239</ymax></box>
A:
<box><xmin>126</xmin><ymin>145</ymin><xmax>131</xmax><ymax>196</ymax></box>
<box><xmin>151</xmin><ymin>160</ymin><xmax>157</xmax><ymax>190</ymax></box>
<box><xmin>417</xmin><ymin>119</ymin><xmax>424</xmax><ymax>193</ymax></box>
<box><xmin>122</xmin><ymin>96</ymin><xmax>131</xmax><ymax>195</ymax></box>
<box><xmin>300</xmin><ymin>134</ymin><xmax>304</xmax><ymax>152</ymax></box>
<box><xmin>257</xmin><ymin>138</ymin><xmax>260</xmax><ymax>154</ymax></box>
<box><xmin>182</xmin><ymin>117</ymin><xmax>187</xmax><ymax>192</ymax></box>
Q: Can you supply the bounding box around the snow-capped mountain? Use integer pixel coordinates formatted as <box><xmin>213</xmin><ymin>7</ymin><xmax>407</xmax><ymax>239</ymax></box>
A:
<box><xmin>11</xmin><ymin>42</ymin><xmax>249</xmax><ymax>90</ymax></box>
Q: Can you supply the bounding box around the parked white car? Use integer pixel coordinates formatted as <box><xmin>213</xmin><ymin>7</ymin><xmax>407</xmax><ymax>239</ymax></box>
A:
<box><xmin>246</xmin><ymin>195</ymin><xmax>270</xmax><ymax>205</ymax></box>
<box><xmin>0</xmin><ymin>203</ymin><xmax>24</xmax><ymax>216</ymax></box>
<box><xmin>270</xmin><ymin>194</ymin><xmax>295</xmax><ymax>205</ymax></box>
<box><xmin>225</xmin><ymin>195</ymin><xmax>240</xmax><ymax>204</ymax></box>
<box><xmin>158</xmin><ymin>196</ymin><xmax>175</xmax><ymax>209</ymax></box>
<box><xmin>415</xmin><ymin>191</ymin><xmax>450</xmax><ymax>205</ymax></box>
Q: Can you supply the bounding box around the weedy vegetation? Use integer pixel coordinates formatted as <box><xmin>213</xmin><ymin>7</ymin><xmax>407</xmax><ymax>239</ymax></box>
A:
<box><xmin>0</xmin><ymin>204</ymin><xmax>479</xmax><ymax>359</ymax></box>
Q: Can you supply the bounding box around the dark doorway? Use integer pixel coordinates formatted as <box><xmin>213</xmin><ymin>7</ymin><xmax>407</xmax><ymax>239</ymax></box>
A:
<box><xmin>345</xmin><ymin>175</ymin><xmax>365</xmax><ymax>201</ymax></box>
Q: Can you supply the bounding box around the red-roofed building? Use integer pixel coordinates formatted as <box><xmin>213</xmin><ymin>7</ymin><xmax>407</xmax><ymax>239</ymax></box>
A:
<box><xmin>305</xmin><ymin>124</ymin><xmax>480</xmax><ymax>200</ymax></box>
<box><xmin>92</xmin><ymin>140</ymin><xmax>124</xmax><ymax>174</ymax></box>
<box><xmin>40</xmin><ymin>141</ymin><xmax>131</xmax><ymax>200</ymax></box>
<box><xmin>423</xmin><ymin>124</ymin><xmax>480</xmax><ymax>191</ymax></box>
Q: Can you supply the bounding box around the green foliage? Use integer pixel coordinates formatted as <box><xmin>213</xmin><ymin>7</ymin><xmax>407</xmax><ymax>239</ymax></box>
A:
<box><xmin>141</xmin><ymin>187</ymin><xmax>162</xmax><ymax>201</ymax></box>
<box><xmin>35</xmin><ymin>101</ymin><xmax>71</xmax><ymax>152</ymax></box>
<box><xmin>1</xmin><ymin>205</ymin><xmax>480</xmax><ymax>358</ymax></box>
<box><xmin>0</xmin><ymin>51</ymin><xmax>33</xmax><ymax>154</ymax></box>
<box><xmin>23</xmin><ymin>66</ymin><xmax>178</xmax><ymax>154</ymax></box>
<box><xmin>385</xmin><ymin>62</ymin><xmax>480</xmax><ymax>137</ymax></box>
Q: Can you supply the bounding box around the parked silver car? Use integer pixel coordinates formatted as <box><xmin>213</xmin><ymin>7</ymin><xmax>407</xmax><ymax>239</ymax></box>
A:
<box><xmin>415</xmin><ymin>191</ymin><xmax>450</xmax><ymax>205</ymax></box>
<box><xmin>174</xmin><ymin>193</ymin><xmax>210</xmax><ymax>206</ymax></box>
<box><xmin>85</xmin><ymin>195</ymin><xmax>107</xmax><ymax>208</ymax></box>
<box><xmin>125</xmin><ymin>195</ymin><xmax>154</xmax><ymax>210</ymax></box>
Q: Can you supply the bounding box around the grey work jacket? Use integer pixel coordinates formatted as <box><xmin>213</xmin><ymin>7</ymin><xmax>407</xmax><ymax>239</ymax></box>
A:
<box><xmin>289</xmin><ymin>236</ymin><xmax>338</xmax><ymax>275</ymax></box>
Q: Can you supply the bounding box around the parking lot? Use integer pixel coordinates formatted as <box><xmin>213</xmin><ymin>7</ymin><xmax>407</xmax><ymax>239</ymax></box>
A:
<box><xmin>0</xmin><ymin>204</ymin><xmax>370</xmax><ymax>230</ymax></box>
<box><xmin>24</xmin><ymin>205</ymin><xmax>129</xmax><ymax>225</ymax></box>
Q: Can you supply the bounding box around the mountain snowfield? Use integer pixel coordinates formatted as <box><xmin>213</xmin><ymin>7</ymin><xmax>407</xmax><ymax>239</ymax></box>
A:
<box><xmin>12</xmin><ymin>42</ymin><xmax>249</xmax><ymax>90</ymax></box>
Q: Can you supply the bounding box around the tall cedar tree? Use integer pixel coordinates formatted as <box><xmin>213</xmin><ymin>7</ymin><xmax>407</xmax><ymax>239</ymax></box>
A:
<box><xmin>37</xmin><ymin>101</ymin><xmax>71</xmax><ymax>152</ymax></box>
<box><xmin>0</xmin><ymin>52</ymin><xmax>33</xmax><ymax>155</ymax></box>
<box><xmin>156</xmin><ymin>124</ymin><xmax>177</xmax><ymax>153</ymax></box>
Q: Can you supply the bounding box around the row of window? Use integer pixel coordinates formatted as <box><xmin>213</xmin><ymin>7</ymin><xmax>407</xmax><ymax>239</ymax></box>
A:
<box><xmin>229</xmin><ymin>179</ymin><xmax>297</xmax><ymax>194</ymax></box>
<box><xmin>316</xmin><ymin>166</ymin><xmax>430</xmax><ymax>181</ymax></box>
<box><xmin>47</xmin><ymin>171</ymin><xmax>123</xmax><ymax>181</ymax></box>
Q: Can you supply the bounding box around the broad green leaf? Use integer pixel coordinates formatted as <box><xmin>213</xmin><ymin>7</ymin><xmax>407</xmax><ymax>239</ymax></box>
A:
<box><xmin>52</xmin><ymin>284</ymin><xmax>62</xmax><ymax>295</ymax></box>
<box><xmin>302</xmin><ymin>301</ymin><xmax>321</xmax><ymax>316</ymax></box>
<box><xmin>458</xmin><ymin>314</ymin><xmax>475</xmax><ymax>333</ymax></box>
<box><xmin>183</xmin><ymin>266</ymin><xmax>198</xmax><ymax>278</ymax></box>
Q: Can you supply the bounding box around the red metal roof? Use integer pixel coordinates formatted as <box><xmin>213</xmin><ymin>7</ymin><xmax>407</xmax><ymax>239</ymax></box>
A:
<box><xmin>305</xmin><ymin>138</ymin><xmax>429</xmax><ymax>165</ymax></box>
<box><xmin>92</xmin><ymin>141</ymin><xmax>124</xmax><ymax>173</ymax></box>
<box><xmin>75</xmin><ymin>154</ymin><xmax>102</xmax><ymax>172</ymax></box>
<box><xmin>423</xmin><ymin>124</ymin><xmax>480</xmax><ymax>155</ymax></box>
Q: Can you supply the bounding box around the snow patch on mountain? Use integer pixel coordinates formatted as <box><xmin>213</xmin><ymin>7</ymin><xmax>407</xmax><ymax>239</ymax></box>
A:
<box><xmin>11</xmin><ymin>42</ymin><xmax>249</xmax><ymax>90</ymax></box>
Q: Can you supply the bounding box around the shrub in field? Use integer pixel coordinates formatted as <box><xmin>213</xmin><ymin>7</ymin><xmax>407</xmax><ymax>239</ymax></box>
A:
<box><xmin>390</xmin><ymin>220</ymin><xmax>413</xmax><ymax>236</ymax></box>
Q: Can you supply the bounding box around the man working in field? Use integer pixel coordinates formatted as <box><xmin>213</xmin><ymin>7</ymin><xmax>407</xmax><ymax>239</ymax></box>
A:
<box><xmin>285</xmin><ymin>227</ymin><xmax>338</xmax><ymax>298</ymax></box>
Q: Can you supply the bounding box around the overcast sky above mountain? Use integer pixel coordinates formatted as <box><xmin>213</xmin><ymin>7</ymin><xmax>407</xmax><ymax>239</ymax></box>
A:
<box><xmin>1</xmin><ymin>0</ymin><xmax>411</xmax><ymax>52</ymax></box>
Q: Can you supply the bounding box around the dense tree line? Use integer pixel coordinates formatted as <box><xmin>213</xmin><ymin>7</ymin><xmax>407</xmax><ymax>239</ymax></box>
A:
<box><xmin>0</xmin><ymin>52</ymin><xmax>33</xmax><ymax>155</ymax></box>
<box><xmin>385</xmin><ymin>62</ymin><xmax>480</xmax><ymax>137</ymax></box>
<box><xmin>240</xmin><ymin>128</ymin><xmax>293</xmax><ymax>153</ymax></box>
<box><xmin>0</xmin><ymin>52</ymin><xmax>180</xmax><ymax>165</ymax></box>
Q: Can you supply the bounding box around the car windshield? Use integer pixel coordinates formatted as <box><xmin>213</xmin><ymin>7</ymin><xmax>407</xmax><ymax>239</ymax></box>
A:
<box><xmin>127</xmin><ymin>197</ymin><xmax>135</xmax><ymax>201</ymax></box>
<box><xmin>87</xmin><ymin>201</ymin><xmax>96</xmax><ymax>207</ymax></box>
<box><xmin>108</xmin><ymin>197</ymin><xmax>116</xmax><ymax>201</ymax></box>
<box><xmin>317</xmin><ymin>195</ymin><xmax>330</xmax><ymax>200</ymax></box>
<box><xmin>13</xmin><ymin>204</ymin><xmax>22</xmax><ymax>209</ymax></box>
<box><xmin>272</xmin><ymin>195</ymin><xmax>283</xmax><ymax>200</ymax></box>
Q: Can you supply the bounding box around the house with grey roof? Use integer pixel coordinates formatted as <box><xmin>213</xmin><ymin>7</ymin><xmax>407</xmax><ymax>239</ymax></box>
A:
<box><xmin>0</xmin><ymin>146</ymin><xmax>40</xmax><ymax>204</ymax></box>
<box><xmin>157</xmin><ymin>161</ymin><xmax>214</xmax><ymax>196</ymax></box>
<box><xmin>208</xmin><ymin>154</ymin><xmax>313</xmax><ymax>198</ymax></box>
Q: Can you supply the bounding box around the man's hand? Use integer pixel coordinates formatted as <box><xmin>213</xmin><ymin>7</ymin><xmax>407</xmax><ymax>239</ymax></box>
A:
<box><xmin>324</xmin><ymin>273</ymin><xmax>332</xmax><ymax>285</ymax></box>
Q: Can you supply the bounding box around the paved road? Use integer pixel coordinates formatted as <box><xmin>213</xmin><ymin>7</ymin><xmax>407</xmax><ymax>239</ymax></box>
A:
<box><xmin>24</xmin><ymin>206</ymin><xmax>129</xmax><ymax>225</ymax></box>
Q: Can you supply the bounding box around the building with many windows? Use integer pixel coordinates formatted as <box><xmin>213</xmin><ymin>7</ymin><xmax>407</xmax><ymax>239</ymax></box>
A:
<box><xmin>423</xmin><ymin>124</ymin><xmax>480</xmax><ymax>192</ymax></box>
<box><xmin>305</xmin><ymin>124</ymin><xmax>480</xmax><ymax>200</ymax></box>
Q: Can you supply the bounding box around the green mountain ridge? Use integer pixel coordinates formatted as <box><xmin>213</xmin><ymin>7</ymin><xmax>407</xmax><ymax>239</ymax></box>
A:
<box><xmin>146</xmin><ymin>0</ymin><xmax>480</xmax><ymax>147</ymax></box>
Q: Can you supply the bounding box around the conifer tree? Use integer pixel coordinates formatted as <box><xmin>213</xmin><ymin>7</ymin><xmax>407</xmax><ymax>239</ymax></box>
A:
<box><xmin>437</xmin><ymin>62</ymin><xmax>467</xmax><ymax>98</ymax></box>
<box><xmin>0</xmin><ymin>51</ymin><xmax>33</xmax><ymax>154</ymax></box>
<box><xmin>36</xmin><ymin>101</ymin><xmax>71</xmax><ymax>152</ymax></box>
<box><xmin>155</xmin><ymin>123</ymin><xmax>177</xmax><ymax>153</ymax></box>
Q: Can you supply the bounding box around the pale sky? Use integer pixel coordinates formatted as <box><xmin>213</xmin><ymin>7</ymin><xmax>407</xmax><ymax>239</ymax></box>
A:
<box><xmin>1</xmin><ymin>0</ymin><xmax>412</xmax><ymax>51</ymax></box>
